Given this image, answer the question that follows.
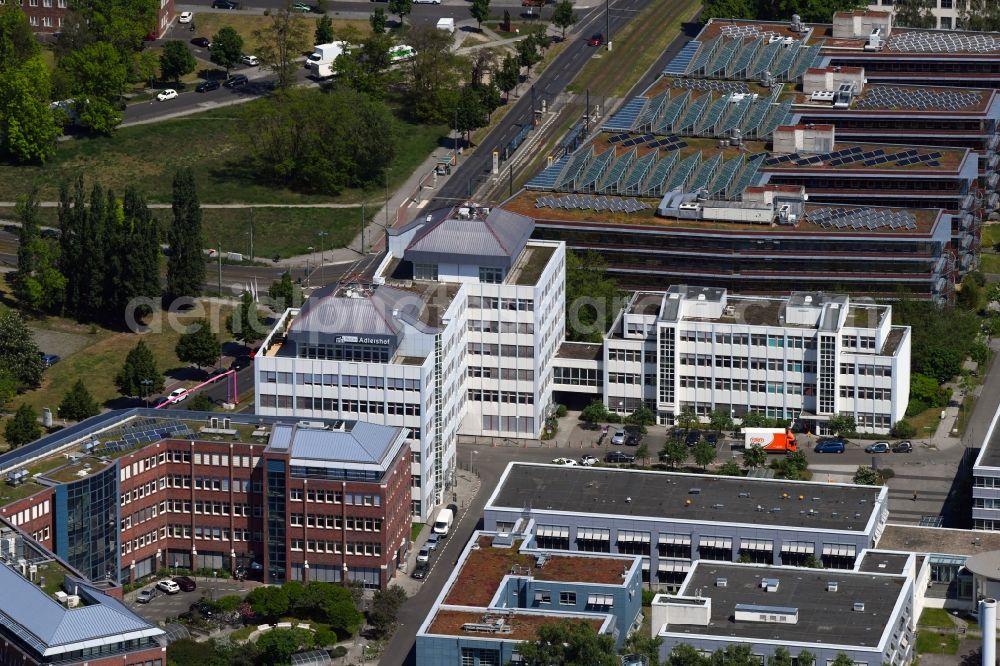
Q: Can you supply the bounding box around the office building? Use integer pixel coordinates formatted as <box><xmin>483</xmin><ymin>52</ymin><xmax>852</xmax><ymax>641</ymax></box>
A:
<box><xmin>652</xmin><ymin>560</ymin><xmax>915</xmax><ymax>664</ymax></box>
<box><xmin>255</xmin><ymin>205</ymin><xmax>566</xmax><ymax>520</ymax></box>
<box><xmin>21</xmin><ymin>0</ymin><xmax>174</xmax><ymax>36</ymax></box>
<box><xmin>0</xmin><ymin>410</ymin><xmax>411</xmax><ymax>589</ymax></box>
<box><xmin>971</xmin><ymin>400</ymin><xmax>1000</xmax><ymax>531</ymax></box>
<box><xmin>416</xmin><ymin>529</ymin><xmax>642</xmax><ymax>664</ymax></box>
<box><xmin>864</xmin><ymin>1</ymin><xmax>959</xmax><ymax>31</ymax></box>
<box><xmin>484</xmin><ymin>463</ymin><xmax>890</xmax><ymax>590</ymax></box>
<box><xmin>554</xmin><ymin>286</ymin><xmax>911</xmax><ymax>434</ymax></box>
<box><xmin>0</xmin><ymin>514</ymin><xmax>165</xmax><ymax>666</ymax></box>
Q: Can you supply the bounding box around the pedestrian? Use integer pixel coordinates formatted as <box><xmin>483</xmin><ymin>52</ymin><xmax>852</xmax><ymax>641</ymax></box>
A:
<box><xmin>912</xmin><ymin>491</ymin><xmax>917</xmax><ymax>502</ymax></box>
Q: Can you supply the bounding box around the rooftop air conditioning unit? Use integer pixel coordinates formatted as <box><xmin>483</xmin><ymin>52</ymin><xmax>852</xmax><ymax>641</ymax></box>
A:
<box><xmin>827</xmin><ymin>582</ymin><xmax>839</xmax><ymax>592</ymax></box>
<box><xmin>865</xmin><ymin>27</ymin><xmax>882</xmax><ymax>50</ymax></box>
<box><xmin>853</xmin><ymin>601</ymin><xmax>865</xmax><ymax>612</ymax></box>
<box><xmin>790</xmin><ymin>14</ymin><xmax>804</xmax><ymax>32</ymax></box>
<box><xmin>65</xmin><ymin>595</ymin><xmax>80</xmax><ymax>608</ymax></box>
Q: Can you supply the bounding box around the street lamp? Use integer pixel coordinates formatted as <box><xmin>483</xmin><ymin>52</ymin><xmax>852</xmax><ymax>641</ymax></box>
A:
<box><xmin>305</xmin><ymin>247</ymin><xmax>314</xmax><ymax>285</ymax></box>
<box><xmin>140</xmin><ymin>378</ymin><xmax>152</xmax><ymax>408</ymax></box>
<box><xmin>317</xmin><ymin>230</ymin><xmax>329</xmax><ymax>285</ymax></box>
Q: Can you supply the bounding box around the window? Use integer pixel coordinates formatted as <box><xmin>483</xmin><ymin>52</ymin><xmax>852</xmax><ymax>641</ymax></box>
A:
<box><xmin>413</xmin><ymin>263</ymin><xmax>438</xmax><ymax>280</ymax></box>
<box><xmin>533</xmin><ymin>590</ymin><xmax>551</xmax><ymax>604</ymax></box>
<box><xmin>559</xmin><ymin>591</ymin><xmax>576</xmax><ymax>605</ymax></box>
<box><xmin>940</xmin><ymin>16</ymin><xmax>951</xmax><ymax>28</ymax></box>
<box><xmin>479</xmin><ymin>266</ymin><xmax>504</xmax><ymax>283</ymax></box>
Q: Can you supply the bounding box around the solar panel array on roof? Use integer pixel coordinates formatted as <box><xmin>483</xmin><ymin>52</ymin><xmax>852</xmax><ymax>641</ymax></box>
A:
<box><xmin>806</xmin><ymin>207</ymin><xmax>917</xmax><ymax>231</ymax></box>
<box><xmin>855</xmin><ymin>85</ymin><xmax>983</xmax><ymax>112</ymax></box>
<box><xmin>887</xmin><ymin>30</ymin><xmax>1000</xmax><ymax>53</ymax></box>
<box><xmin>718</xmin><ymin>24</ymin><xmax>783</xmax><ymax>41</ymax></box>
<box><xmin>671</xmin><ymin>79</ymin><xmax>751</xmax><ymax>94</ymax></box>
<box><xmin>96</xmin><ymin>419</ymin><xmax>193</xmax><ymax>454</ymax></box>
<box><xmin>604</xmin><ymin>96</ymin><xmax>647</xmax><ymax>132</ymax></box>
<box><xmin>664</xmin><ymin>40</ymin><xmax>700</xmax><ymax>75</ymax></box>
<box><xmin>534</xmin><ymin>194</ymin><xmax>649</xmax><ymax>213</ymax></box>
<box><xmin>525</xmin><ymin>154</ymin><xmax>570</xmax><ymax>190</ymax></box>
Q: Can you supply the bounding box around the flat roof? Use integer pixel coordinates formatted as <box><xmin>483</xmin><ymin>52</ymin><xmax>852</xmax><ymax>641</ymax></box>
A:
<box><xmin>426</xmin><ymin>609</ymin><xmax>604</xmax><ymax>640</ymax></box>
<box><xmin>978</xmin><ymin>415</ymin><xmax>1000</xmax><ymax>468</ymax></box>
<box><xmin>488</xmin><ymin>463</ymin><xmax>883</xmax><ymax>531</ymax></box>
<box><xmin>857</xmin><ymin>550</ymin><xmax>912</xmax><ymax>574</ymax></box>
<box><xmin>792</xmin><ymin>85</ymin><xmax>994</xmax><ymax>116</ymax></box>
<box><xmin>668</xmin><ymin>563</ymin><xmax>905</xmax><ymax>648</ymax></box>
<box><xmin>509</xmin><ymin>243</ymin><xmax>558</xmax><ymax>286</ymax></box>
<box><xmin>877</xmin><ymin>524</ymin><xmax>1000</xmax><ymax>556</ymax></box>
<box><xmin>555</xmin><ymin>342</ymin><xmax>602</xmax><ymax>360</ymax></box>
<box><xmin>444</xmin><ymin>535</ymin><xmax>630</xmax><ymax>607</ymax></box>
<box><xmin>266</xmin><ymin>422</ymin><xmax>406</xmax><ymax>468</ymax></box>
<box><xmin>763</xmin><ymin>143</ymin><xmax>968</xmax><ymax>174</ymax></box>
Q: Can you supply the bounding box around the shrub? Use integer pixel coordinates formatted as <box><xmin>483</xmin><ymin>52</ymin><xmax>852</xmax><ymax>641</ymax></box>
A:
<box><xmin>880</xmin><ymin>468</ymin><xmax>895</xmax><ymax>480</ymax></box>
<box><xmin>555</xmin><ymin>404</ymin><xmax>568</xmax><ymax>417</ymax></box>
<box><xmin>641</xmin><ymin>589</ymin><xmax>655</xmax><ymax>606</ymax></box>
<box><xmin>891</xmin><ymin>420</ymin><xmax>916</xmax><ymax>438</ymax></box>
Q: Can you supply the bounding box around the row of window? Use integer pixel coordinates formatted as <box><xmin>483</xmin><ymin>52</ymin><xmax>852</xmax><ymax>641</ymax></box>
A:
<box><xmin>679</xmin><ymin>354</ymin><xmax>818</xmax><ymax>373</ymax></box>
<box><xmin>297</xmin><ymin>344</ymin><xmax>390</xmax><ymax>363</ymax></box>
<box><xmin>30</xmin><ymin>525</ymin><xmax>50</xmax><ymax>543</ymax></box>
<box><xmin>840</xmin><ymin>365</ymin><xmax>894</xmax><ymax>377</ymax></box>
<box><xmin>553</xmin><ymin>366</ymin><xmax>601</xmax><ymax>386</ymax></box>
<box><xmin>680</xmin><ymin>332</ymin><xmax>815</xmax><ymax>348</ymax></box>
<box><xmin>290</xmin><ymin>539</ymin><xmax>383</xmax><ymax>556</ymax></box>
<box><xmin>467</xmin><ymin>296</ymin><xmax>535</xmax><ymax>311</ymax></box>
<box><xmin>467</xmin><ymin>320</ymin><xmax>534</xmax><ymax>334</ymax></box>
<box><xmin>263</xmin><ymin>372</ymin><xmax>422</xmax><ymax>390</ymax></box>
<box><xmin>466</xmin><ymin>343</ymin><xmax>535</xmax><ymax>358</ymax></box>
<box><xmin>467</xmin><ymin>366</ymin><xmax>535</xmax><ymax>381</ymax></box>
<box><xmin>842</xmin><ymin>335</ymin><xmax>878</xmax><ymax>350</ymax></box>
<box><xmin>289</xmin><ymin>514</ymin><xmax>382</xmax><ymax>531</ymax></box>
<box><xmin>608</xmin><ymin>349</ymin><xmax>643</xmax><ymax>362</ymax></box>
<box><xmin>6</xmin><ymin>499</ymin><xmax>49</xmax><ymax>527</ymax></box>
<box><xmin>480</xmin><ymin>415</ymin><xmax>535</xmax><ymax>433</ymax></box>
<box><xmin>839</xmin><ymin>387</ymin><xmax>892</xmax><ymax>400</ymax></box>
<box><xmin>467</xmin><ymin>389</ymin><xmax>535</xmax><ymax>404</ymax></box>
<box><xmin>259</xmin><ymin>394</ymin><xmax>421</xmax><ymax>416</ymax></box>
<box><xmin>678</xmin><ymin>377</ymin><xmax>806</xmax><ymax>395</ymax></box>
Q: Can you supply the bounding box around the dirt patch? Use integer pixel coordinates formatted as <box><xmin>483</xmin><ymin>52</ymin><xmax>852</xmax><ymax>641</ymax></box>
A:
<box><xmin>31</xmin><ymin>325</ymin><xmax>99</xmax><ymax>358</ymax></box>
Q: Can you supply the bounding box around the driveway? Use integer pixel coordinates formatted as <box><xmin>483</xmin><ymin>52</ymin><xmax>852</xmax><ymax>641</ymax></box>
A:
<box><xmin>127</xmin><ymin>576</ymin><xmax>263</xmax><ymax>624</ymax></box>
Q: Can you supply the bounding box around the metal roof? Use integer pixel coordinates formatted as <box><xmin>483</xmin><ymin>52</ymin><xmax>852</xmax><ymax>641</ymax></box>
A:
<box><xmin>406</xmin><ymin>208</ymin><xmax>534</xmax><ymax>259</ymax></box>
<box><xmin>277</xmin><ymin>422</ymin><xmax>406</xmax><ymax>467</ymax></box>
<box><xmin>0</xmin><ymin>566</ymin><xmax>162</xmax><ymax>657</ymax></box>
<box><xmin>290</xmin><ymin>285</ymin><xmax>402</xmax><ymax>338</ymax></box>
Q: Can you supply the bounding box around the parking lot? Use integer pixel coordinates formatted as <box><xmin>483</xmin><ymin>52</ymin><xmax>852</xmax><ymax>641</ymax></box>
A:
<box><xmin>126</xmin><ymin>576</ymin><xmax>263</xmax><ymax>624</ymax></box>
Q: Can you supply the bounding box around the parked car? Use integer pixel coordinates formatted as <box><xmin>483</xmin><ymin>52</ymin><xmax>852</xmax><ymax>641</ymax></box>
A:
<box><xmin>196</xmin><ymin>79</ymin><xmax>220</xmax><ymax>92</ymax></box>
<box><xmin>610</xmin><ymin>430</ymin><xmax>626</xmax><ymax>445</ymax></box>
<box><xmin>211</xmin><ymin>0</ymin><xmax>237</xmax><ymax>8</ymax></box>
<box><xmin>704</xmin><ymin>432</ymin><xmax>719</xmax><ymax>447</ymax></box>
<box><xmin>605</xmin><ymin>451</ymin><xmax>635</xmax><ymax>464</ymax></box>
<box><xmin>156</xmin><ymin>88</ymin><xmax>178</xmax><ymax>101</ymax></box>
<box><xmin>136</xmin><ymin>588</ymin><xmax>157</xmax><ymax>603</ymax></box>
<box><xmin>412</xmin><ymin>562</ymin><xmax>429</xmax><ymax>579</ymax></box>
<box><xmin>292</xmin><ymin>2</ymin><xmax>312</xmax><ymax>9</ymax></box>
<box><xmin>624</xmin><ymin>433</ymin><xmax>641</xmax><ymax>446</ymax></box>
<box><xmin>551</xmin><ymin>457</ymin><xmax>577</xmax><ymax>466</ymax></box>
<box><xmin>864</xmin><ymin>441</ymin><xmax>890</xmax><ymax>454</ymax></box>
<box><xmin>230</xmin><ymin>355</ymin><xmax>253</xmax><ymax>370</ymax></box>
<box><xmin>241</xmin><ymin>54</ymin><xmax>259</xmax><ymax>66</ymax></box>
<box><xmin>168</xmin><ymin>388</ymin><xmax>189</xmax><ymax>403</ymax></box>
<box><xmin>416</xmin><ymin>546</ymin><xmax>431</xmax><ymax>563</ymax></box>
<box><xmin>38</xmin><ymin>353</ymin><xmax>61</xmax><ymax>367</ymax></box>
<box><xmin>223</xmin><ymin>74</ymin><xmax>249</xmax><ymax>88</ymax></box>
<box><xmin>156</xmin><ymin>579</ymin><xmax>180</xmax><ymax>594</ymax></box>
<box><xmin>892</xmin><ymin>440</ymin><xmax>913</xmax><ymax>453</ymax></box>
<box><xmin>814</xmin><ymin>439</ymin><xmax>845</xmax><ymax>454</ymax></box>
<box><xmin>178</xmin><ymin>11</ymin><xmax>193</xmax><ymax>22</ymax></box>
<box><xmin>588</xmin><ymin>32</ymin><xmax>603</xmax><ymax>46</ymax></box>
<box><xmin>191</xmin><ymin>37</ymin><xmax>210</xmax><ymax>47</ymax></box>
<box><xmin>685</xmin><ymin>430</ymin><xmax>702</xmax><ymax>446</ymax></box>
<box><xmin>425</xmin><ymin>533</ymin><xmax>441</xmax><ymax>551</ymax></box>
<box><xmin>580</xmin><ymin>455</ymin><xmax>598</xmax><ymax>466</ymax></box>
<box><xmin>173</xmin><ymin>576</ymin><xmax>197</xmax><ymax>592</ymax></box>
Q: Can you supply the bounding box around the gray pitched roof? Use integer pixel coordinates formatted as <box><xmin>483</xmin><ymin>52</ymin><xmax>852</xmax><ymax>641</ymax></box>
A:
<box><xmin>274</xmin><ymin>422</ymin><xmax>406</xmax><ymax>467</ymax></box>
<box><xmin>0</xmin><ymin>565</ymin><xmax>162</xmax><ymax>657</ymax></box>
<box><xmin>406</xmin><ymin>208</ymin><xmax>534</xmax><ymax>260</ymax></box>
<box><xmin>290</xmin><ymin>284</ymin><xmax>402</xmax><ymax>338</ymax></box>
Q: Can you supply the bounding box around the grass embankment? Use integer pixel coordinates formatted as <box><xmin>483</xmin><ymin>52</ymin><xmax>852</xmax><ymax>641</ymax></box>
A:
<box><xmin>569</xmin><ymin>0</ymin><xmax>700</xmax><ymax>97</ymax></box>
<box><xmin>192</xmin><ymin>14</ymin><xmax>370</xmax><ymax>54</ymax></box>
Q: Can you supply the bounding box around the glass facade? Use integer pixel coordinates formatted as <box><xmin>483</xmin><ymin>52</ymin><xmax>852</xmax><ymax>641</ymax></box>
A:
<box><xmin>266</xmin><ymin>459</ymin><xmax>287</xmax><ymax>584</ymax></box>
<box><xmin>56</xmin><ymin>464</ymin><xmax>120</xmax><ymax>583</ymax></box>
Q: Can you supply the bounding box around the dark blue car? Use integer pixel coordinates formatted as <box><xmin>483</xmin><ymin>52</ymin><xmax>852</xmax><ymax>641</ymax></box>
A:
<box><xmin>814</xmin><ymin>439</ymin><xmax>845</xmax><ymax>454</ymax></box>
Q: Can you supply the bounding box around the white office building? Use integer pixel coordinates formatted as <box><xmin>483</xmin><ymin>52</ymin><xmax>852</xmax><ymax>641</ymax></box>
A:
<box><xmin>255</xmin><ymin>205</ymin><xmax>565</xmax><ymax>520</ymax></box>
<box><xmin>554</xmin><ymin>286</ymin><xmax>911</xmax><ymax>435</ymax></box>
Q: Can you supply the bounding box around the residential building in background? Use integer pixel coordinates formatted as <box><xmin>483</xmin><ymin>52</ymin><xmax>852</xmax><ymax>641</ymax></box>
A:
<box><xmin>255</xmin><ymin>205</ymin><xmax>566</xmax><ymax>520</ymax></box>
<box><xmin>865</xmin><ymin>1</ymin><xmax>959</xmax><ymax>31</ymax></box>
<box><xmin>0</xmin><ymin>411</ymin><xmax>410</xmax><ymax>589</ymax></box>
<box><xmin>21</xmin><ymin>0</ymin><xmax>174</xmax><ymax>36</ymax></box>
<box><xmin>0</xmin><ymin>514</ymin><xmax>165</xmax><ymax>666</ymax></box>
<box><xmin>554</xmin><ymin>286</ymin><xmax>911</xmax><ymax>434</ymax></box>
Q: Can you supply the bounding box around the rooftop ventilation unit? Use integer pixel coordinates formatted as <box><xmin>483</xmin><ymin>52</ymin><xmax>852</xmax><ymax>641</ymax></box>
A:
<box><xmin>689</xmin><ymin>488</ymin><xmax>701</xmax><ymax>495</ymax></box>
<box><xmin>716</xmin><ymin>578</ymin><xmax>728</xmax><ymax>588</ymax></box>
<box><xmin>790</xmin><ymin>14</ymin><xmax>805</xmax><ymax>32</ymax></box>
<box><xmin>853</xmin><ymin>602</ymin><xmax>865</xmax><ymax>612</ymax></box>
<box><xmin>761</xmin><ymin>578</ymin><xmax>780</xmax><ymax>592</ymax></box>
<box><xmin>865</xmin><ymin>27</ymin><xmax>882</xmax><ymax>51</ymax></box>
<box><xmin>827</xmin><ymin>582</ymin><xmax>838</xmax><ymax>592</ymax></box>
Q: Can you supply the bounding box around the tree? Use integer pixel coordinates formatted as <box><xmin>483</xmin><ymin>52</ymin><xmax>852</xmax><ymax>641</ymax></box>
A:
<box><xmin>210</xmin><ymin>26</ymin><xmax>244</xmax><ymax>75</ymax></box>
<box><xmin>709</xmin><ymin>644</ymin><xmax>756</xmax><ymax>666</ymax></box>
<box><xmin>255</xmin><ymin>628</ymin><xmax>302</xmax><ymax>666</ymax></box>
<box><xmin>827</xmin><ymin>413</ymin><xmax>856</xmax><ymax>437</ymax></box>
<box><xmin>243</xmin><ymin>87</ymin><xmax>395</xmax><ymax>194</ymax></box>
<box><xmin>781</xmin><ymin>450</ymin><xmax>809</xmax><ymax>480</ymax></box>
<box><xmin>742</xmin><ymin>444</ymin><xmax>766</xmax><ymax>470</ymax></box>
<box><xmin>660</xmin><ymin>438</ymin><xmax>688</xmax><ymax>469</ymax></box>
<box><xmin>708</xmin><ymin>408</ymin><xmax>733</xmax><ymax>434</ymax></box>
<box><xmin>368</xmin><ymin>9</ymin><xmax>386</xmax><ymax>34</ymax></box>
<box><xmin>565</xmin><ymin>251</ymin><xmax>621</xmax><ymax>342</ymax></box>
<box><xmin>313</xmin><ymin>14</ymin><xmax>334</xmax><ymax>44</ymax></box>
<box><xmin>0</xmin><ymin>371</ymin><xmax>18</xmax><ymax>413</ymax></box>
<box><xmin>740</xmin><ymin>411</ymin><xmax>768</xmax><ymax>429</ymax></box>
<box><xmin>675</xmin><ymin>406</ymin><xmax>698</xmax><ymax>430</ymax></box>
<box><xmin>0</xmin><ymin>309</ymin><xmax>43</xmax><ymax>388</ymax></box>
<box><xmin>796</xmin><ymin>650</ymin><xmax>816</xmax><ymax>666</ymax></box>
<box><xmin>667</xmin><ymin>643</ymin><xmax>708</xmax><ymax>666</ymax></box>
<box><xmin>115</xmin><ymin>187</ymin><xmax>162</xmax><ymax>324</ymax></box>
<box><xmin>176</xmin><ymin>319</ymin><xmax>220</xmax><ymax>368</ymax></box>
<box><xmin>960</xmin><ymin>0</ymin><xmax>1000</xmax><ymax>30</ymax></box>
<box><xmin>893</xmin><ymin>0</ymin><xmax>937</xmax><ymax>27</ymax></box>
<box><xmin>253</xmin><ymin>1</ymin><xmax>309</xmax><ymax>89</ymax></box>
<box><xmin>891</xmin><ymin>419</ymin><xmax>916</xmax><ymax>438</ymax></box>
<box><xmin>14</xmin><ymin>188</ymin><xmax>65</xmax><ymax>312</ymax></box>
<box><xmin>134</xmin><ymin>48</ymin><xmax>158</xmax><ymax>86</ymax></box>
<box><xmin>516</xmin><ymin>31</ymin><xmax>542</xmax><ymax>79</ymax></box>
<box><xmin>188</xmin><ymin>392</ymin><xmax>214</xmax><ymax>411</ymax></box>
<box><xmin>405</xmin><ymin>25</ymin><xmax>461</xmax><ymax>123</ymax></box>
<box><xmin>59</xmin><ymin>41</ymin><xmax>128</xmax><ymax>134</ymax></box>
<box><xmin>625</xmin><ymin>403</ymin><xmax>655</xmax><ymax>434</ymax></box>
<box><xmin>369</xmin><ymin>585</ymin><xmax>407</xmax><ymax>638</ymax></box>
<box><xmin>768</xmin><ymin>648</ymin><xmax>792</xmax><ymax>666</ymax></box>
<box><xmin>159</xmin><ymin>40</ymin><xmax>196</xmax><ymax>82</ymax></box>
<box><xmin>469</xmin><ymin>0</ymin><xmax>490</xmax><ymax>30</ymax></box>
<box><xmin>339</xmin><ymin>31</ymin><xmax>396</xmax><ymax>99</ymax></box>
<box><xmin>227</xmin><ymin>291</ymin><xmax>266</xmax><ymax>347</ymax></box>
<box><xmin>635</xmin><ymin>442</ymin><xmax>650</xmax><ymax>466</ymax></box>
<box><xmin>517</xmin><ymin>621</ymin><xmax>618</xmax><ymax>666</ymax></box>
<box><xmin>165</xmin><ymin>168</ymin><xmax>206</xmax><ymax>304</ymax></box>
<box><xmin>957</xmin><ymin>273</ymin><xmax>985</xmax><ymax>312</ymax></box>
<box><xmin>495</xmin><ymin>53</ymin><xmax>519</xmax><ymax>101</ymax></box>
<box><xmin>853</xmin><ymin>465</ymin><xmax>885</xmax><ymax>486</ymax></box>
<box><xmin>5</xmin><ymin>403</ymin><xmax>41</xmax><ymax>448</ymax></box>
<box><xmin>114</xmin><ymin>340</ymin><xmax>165</xmax><ymax>398</ymax></box>
<box><xmin>829</xmin><ymin>655</ymin><xmax>855</xmax><ymax>666</ymax></box>
<box><xmin>580</xmin><ymin>399</ymin><xmax>608</xmax><ymax>424</ymax></box>
<box><xmin>454</xmin><ymin>84</ymin><xmax>485</xmax><ymax>144</ymax></box>
<box><xmin>909</xmin><ymin>372</ymin><xmax>948</xmax><ymax>411</ymax></box>
<box><xmin>268</xmin><ymin>271</ymin><xmax>302</xmax><ymax>309</ymax></box>
<box><xmin>388</xmin><ymin>0</ymin><xmax>411</xmax><ymax>25</ymax></box>
<box><xmin>717</xmin><ymin>460</ymin><xmax>742</xmax><ymax>476</ymax></box>
<box><xmin>624</xmin><ymin>632</ymin><xmax>662</xmax><ymax>666</ymax></box>
<box><xmin>58</xmin><ymin>380</ymin><xmax>99</xmax><ymax>421</ymax></box>
<box><xmin>552</xmin><ymin>0</ymin><xmax>576</xmax><ymax>38</ymax></box>
<box><xmin>246</xmin><ymin>585</ymin><xmax>290</xmax><ymax>619</ymax></box>
<box><xmin>692</xmin><ymin>440</ymin><xmax>717</xmax><ymax>470</ymax></box>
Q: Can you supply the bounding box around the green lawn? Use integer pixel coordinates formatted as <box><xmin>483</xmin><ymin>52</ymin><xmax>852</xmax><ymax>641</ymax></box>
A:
<box><xmin>918</xmin><ymin>608</ymin><xmax>956</xmax><ymax>628</ymax></box>
<box><xmin>982</xmin><ymin>223</ymin><xmax>1000</xmax><ymax>249</ymax></box>
<box><xmin>411</xmin><ymin>523</ymin><xmax>424</xmax><ymax>542</ymax></box>
<box><xmin>229</xmin><ymin>626</ymin><xmax>255</xmax><ymax>642</ymax></box>
<box><xmin>908</xmin><ymin>405</ymin><xmax>943</xmax><ymax>438</ymax></box>
<box><xmin>0</xmin><ymin>100</ymin><xmax>447</xmax><ymax>206</ymax></box>
<box><xmin>915</xmin><ymin>630</ymin><xmax>959</xmax><ymax>655</ymax></box>
<box><xmin>981</xmin><ymin>252</ymin><xmax>1000</xmax><ymax>274</ymax></box>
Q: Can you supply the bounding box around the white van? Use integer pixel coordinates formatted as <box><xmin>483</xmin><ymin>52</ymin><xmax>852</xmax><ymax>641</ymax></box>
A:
<box><xmin>432</xmin><ymin>508</ymin><xmax>454</xmax><ymax>536</ymax></box>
